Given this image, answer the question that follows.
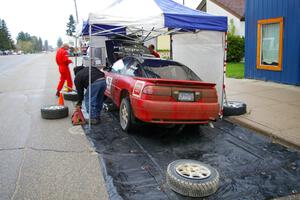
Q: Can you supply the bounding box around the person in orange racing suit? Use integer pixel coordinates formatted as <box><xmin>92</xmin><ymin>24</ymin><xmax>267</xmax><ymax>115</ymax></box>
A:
<box><xmin>56</xmin><ymin>43</ymin><xmax>73</xmax><ymax>97</ymax></box>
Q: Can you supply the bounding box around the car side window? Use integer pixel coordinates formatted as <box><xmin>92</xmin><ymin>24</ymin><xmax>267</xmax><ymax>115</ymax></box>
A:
<box><xmin>111</xmin><ymin>57</ymin><xmax>131</xmax><ymax>74</ymax></box>
<box><xmin>125</xmin><ymin>59</ymin><xmax>144</xmax><ymax>77</ymax></box>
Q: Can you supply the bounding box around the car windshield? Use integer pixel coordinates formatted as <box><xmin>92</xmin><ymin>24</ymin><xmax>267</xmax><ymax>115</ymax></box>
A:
<box><xmin>141</xmin><ymin>59</ymin><xmax>202</xmax><ymax>81</ymax></box>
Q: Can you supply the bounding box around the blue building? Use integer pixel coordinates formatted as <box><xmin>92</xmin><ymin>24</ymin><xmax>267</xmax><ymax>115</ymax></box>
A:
<box><xmin>245</xmin><ymin>0</ymin><xmax>300</xmax><ymax>85</ymax></box>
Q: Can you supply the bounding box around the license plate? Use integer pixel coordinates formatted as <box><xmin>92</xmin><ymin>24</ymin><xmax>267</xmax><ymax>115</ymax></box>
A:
<box><xmin>178</xmin><ymin>92</ymin><xmax>194</xmax><ymax>102</ymax></box>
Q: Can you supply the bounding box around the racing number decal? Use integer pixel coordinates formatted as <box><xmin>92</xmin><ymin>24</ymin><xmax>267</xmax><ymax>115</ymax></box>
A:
<box><xmin>132</xmin><ymin>80</ymin><xmax>145</xmax><ymax>98</ymax></box>
<box><xmin>106</xmin><ymin>76</ymin><xmax>113</xmax><ymax>93</ymax></box>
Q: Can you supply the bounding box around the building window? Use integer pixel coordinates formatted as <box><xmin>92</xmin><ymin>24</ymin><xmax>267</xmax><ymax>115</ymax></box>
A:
<box><xmin>257</xmin><ymin>17</ymin><xmax>283</xmax><ymax>71</ymax></box>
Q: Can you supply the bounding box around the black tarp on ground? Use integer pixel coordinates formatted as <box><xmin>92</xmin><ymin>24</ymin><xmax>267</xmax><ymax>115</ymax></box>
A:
<box><xmin>83</xmin><ymin>112</ymin><xmax>300</xmax><ymax>200</ymax></box>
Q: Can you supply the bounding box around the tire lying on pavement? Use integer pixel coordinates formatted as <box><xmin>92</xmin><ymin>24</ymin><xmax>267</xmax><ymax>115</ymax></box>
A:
<box><xmin>41</xmin><ymin>105</ymin><xmax>69</xmax><ymax>119</ymax></box>
<box><xmin>62</xmin><ymin>91</ymin><xmax>78</xmax><ymax>101</ymax></box>
<box><xmin>223</xmin><ymin>101</ymin><xmax>247</xmax><ymax>116</ymax></box>
<box><xmin>166</xmin><ymin>159</ymin><xmax>219</xmax><ymax>198</ymax></box>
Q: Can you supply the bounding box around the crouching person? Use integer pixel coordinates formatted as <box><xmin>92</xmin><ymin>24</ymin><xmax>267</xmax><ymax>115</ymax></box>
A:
<box><xmin>74</xmin><ymin>66</ymin><xmax>106</xmax><ymax>125</ymax></box>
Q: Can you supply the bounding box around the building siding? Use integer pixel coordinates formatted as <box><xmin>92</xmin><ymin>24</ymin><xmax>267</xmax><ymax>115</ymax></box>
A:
<box><xmin>207</xmin><ymin>0</ymin><xmax>245</xmax><ymax>36</ymax></box>
<box><xmin>245</xmin><ymin>0</ymin><xmax>300</xmax><ymax>85</ymax></box>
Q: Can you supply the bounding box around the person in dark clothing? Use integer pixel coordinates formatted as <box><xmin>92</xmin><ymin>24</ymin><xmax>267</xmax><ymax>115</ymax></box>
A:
<box><xmin>74</xmin><ymin>66</ymin><xmax>106</xmax><ymax>125</ymax></box>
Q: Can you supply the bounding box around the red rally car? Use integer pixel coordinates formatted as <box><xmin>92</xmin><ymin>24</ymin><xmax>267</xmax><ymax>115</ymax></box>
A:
<box><xmin>103</xmin><ymin>51</ymin><xmax>220</xmax><ymax>131</ymax></box>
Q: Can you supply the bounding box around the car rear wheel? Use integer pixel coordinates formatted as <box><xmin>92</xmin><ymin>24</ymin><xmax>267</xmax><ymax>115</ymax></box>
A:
<box><xmin>119</xmin><ymin>97</ymin><xmax>134</xmax><ymax>132</ymax></box>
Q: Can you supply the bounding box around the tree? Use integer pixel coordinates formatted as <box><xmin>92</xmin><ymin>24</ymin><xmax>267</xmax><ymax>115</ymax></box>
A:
<box><xmin>227</xmin><ymin>34</ymin><xmax>245</xmax><ymax>62</ymax></box>
<box><xmin>228</xmin><ymin>19</ymin><xmax>236</xmax><ymax>35</ymax></box>
<box><xmin>16</xmin><ymin>31</ymin><xmax>45</xmax><ymax>53</ymax></box>
<box><xmin>31</xmin><ymin>36</ymin><xmax>39</xmax><ymax>52</ymax></box>
<box><xmin>44</xmin><ymin>40</ymin><xmax>49</xmax><ymax>51</ymax></box>
<box><xmin>66</xmin><ymin>15</ymin><xmax>76</xmax><ymax>37</ymax></box>
<box><xmin>18</xmin><ymin>40</ymin><xmax>34</xmax><ymax>53</ymax></box>
<box><xmin>0</xmin><ymin>19</ymin><xmax>14</xmax><ymax>50</ymax></box>
<box><xmin>57</xmin><ymin>37</ymin><xmax>63</xmax><ymax>48</ymax></box>
<box><xmin>38</xmin><ymin>37</ymin><xmax>43</xmax><ymax>51</ymax></box>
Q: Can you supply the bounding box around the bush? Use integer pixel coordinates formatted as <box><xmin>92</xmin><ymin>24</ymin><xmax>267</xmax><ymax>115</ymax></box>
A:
<box><xmin>227</xmin><ymin>34</ymin><xmax>244</xmax><ymax>63</ymax></box>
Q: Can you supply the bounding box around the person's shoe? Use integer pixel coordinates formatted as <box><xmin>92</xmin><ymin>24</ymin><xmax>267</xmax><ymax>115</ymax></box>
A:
<box><xmin>56</xmin><ymin>91</ymin><xmax>60</xmax><ymax>97</ymax></box>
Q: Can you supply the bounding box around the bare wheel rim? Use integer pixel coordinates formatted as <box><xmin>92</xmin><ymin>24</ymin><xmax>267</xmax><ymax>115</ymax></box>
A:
<box><xmin>225</xmin><ymin>102</ymin><xmax>243</xmax><ymax>108</ymax></box>
<box><xmin>175</xmin><ymin>163</ymin><xmax>211</xmax><ymax>180</ymax></box>
<box><xmin>62</xmin><ymin>91</ymin><xmax>77</xmax><ymax>95</ymax></box>
<box><xmin>43</xmin><ymin>105</ymin><xmax>65</xmax><ymax>110</ymax></box>
<box><xmin>120</xmin><ymin>103</ymin><xmax>129</xmax><ymax>129</ymax></box>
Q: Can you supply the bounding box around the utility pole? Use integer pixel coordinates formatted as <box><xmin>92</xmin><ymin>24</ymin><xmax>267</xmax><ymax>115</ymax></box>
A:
<box><xmin>183</xmin><ymin>0</ymin><xmax>185</xmax><ymax>5</ymax></box>
<box><xmin>73</xmin><ymin>0</ymin><xmax>79</xmax><ymax>66</ymax></box>
<box><xmin>73</xmin><ymin>0</ymin><xmax>79</xmax><ymax>23</ymax></box>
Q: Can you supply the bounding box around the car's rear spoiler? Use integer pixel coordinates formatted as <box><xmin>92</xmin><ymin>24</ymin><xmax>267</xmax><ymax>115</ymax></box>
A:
<box><xmin>134</xmin><ymin>78</ymin><xmax>216</xmax><ymax>88</ymax></box>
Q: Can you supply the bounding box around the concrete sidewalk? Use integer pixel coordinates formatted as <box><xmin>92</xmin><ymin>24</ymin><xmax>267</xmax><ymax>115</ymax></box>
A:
<box><xmin>225</xmin><ymin>77</ymin><xmax>300</xmax><ymax>150</ymax></box>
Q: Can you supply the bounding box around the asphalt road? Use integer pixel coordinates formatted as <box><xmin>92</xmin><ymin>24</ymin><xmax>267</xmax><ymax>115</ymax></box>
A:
<box><xmin>0</xmin><ymin>54</ymin><xmax>39</xmax><ymax>74</ymax></box>
<box><xmin>0</xmin><ymin>53</ymin><xmax>108</xmax><ymax>200</ymax></box>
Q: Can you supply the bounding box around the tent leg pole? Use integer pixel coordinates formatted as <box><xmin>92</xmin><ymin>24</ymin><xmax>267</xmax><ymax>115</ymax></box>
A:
<box><xmin>170</xmin><ymin>34</ymin><xmax>173</xmax><ymax>60</ymax></box>
<box><xmin>88</xmin><ymin>25</ymin><xmax>92</xmax><ymax>130</ymax></box>
<box><xmin>75</xmin><ymin>37</ymin><xmax>78</xmax><ymax>67</ymax></box>
<box><xmin>221</xmin><ymin>32</ymin><xmax>227</xmax><ymax>119</ymax></box>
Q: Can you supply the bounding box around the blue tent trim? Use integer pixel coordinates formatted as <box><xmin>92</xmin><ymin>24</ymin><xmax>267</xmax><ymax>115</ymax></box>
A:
<box><xmin>81</xmin><ymin>22</ymin><xmax>126</xmax><ymax>36</ymax></box>
<box><xmin>155</xmin><ymin>0</ymin><xmax>227</xmax><ymax>31</ymax></box>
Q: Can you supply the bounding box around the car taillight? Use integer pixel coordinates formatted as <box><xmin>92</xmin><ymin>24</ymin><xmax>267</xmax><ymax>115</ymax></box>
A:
<box><xmin>142</xmin><ymin>86</ymin><xmax>172</xmax><ymax>96</ymax></box>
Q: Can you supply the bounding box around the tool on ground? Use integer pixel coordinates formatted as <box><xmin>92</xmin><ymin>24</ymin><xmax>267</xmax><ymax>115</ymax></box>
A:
<box><xmin>71</xmin><ymin>107</ymin><xmax>86</xmax><ymax>125</ymax></box>
<box><xmin>58</xmin><ymin>92</ymin><xmax>65</xmax><ymax>106</ymax></box>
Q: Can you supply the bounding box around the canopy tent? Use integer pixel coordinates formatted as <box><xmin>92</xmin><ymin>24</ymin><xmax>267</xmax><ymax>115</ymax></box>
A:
<box><xmin>78</xmin><ymin>0</ymin><xmax>227</xmax><ymax>39</ymax></box>
<box><xmin>79</xmin><ymin>0</ymin><xmax>227</xmax><ymax>128</ymax></box>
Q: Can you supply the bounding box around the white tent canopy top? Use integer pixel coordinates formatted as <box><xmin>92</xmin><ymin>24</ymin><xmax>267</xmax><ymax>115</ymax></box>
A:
<box><xmin>78</xmin><ymin>0</ymin><xmax>227</xmax><ymax>39</ymax></box>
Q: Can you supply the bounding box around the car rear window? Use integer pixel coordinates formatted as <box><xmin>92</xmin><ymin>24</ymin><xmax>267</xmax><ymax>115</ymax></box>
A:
<box><xmin>141</xmin><ymin>59</ymin><xmax>202</xmax><ymax>81</ymax></box>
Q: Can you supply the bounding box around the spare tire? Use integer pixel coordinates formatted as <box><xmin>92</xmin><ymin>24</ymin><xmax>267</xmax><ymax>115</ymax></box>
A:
<box><xmin>63</xmin><ymin>91</ymin><xmax>78</xmax><ymax>101</ymax></box>
<box><xmin>223</xmin><ymin>101</ymin><xmax>247</xmax><ymax>116</ymax></box>
<box><xmin>166</xmin><ymin>159</ymin><xmax>219</xmax><ymax>197</ymax></box>
<box><xmin>41</xmin><ymin>105</ymin><xmax>69</xmax><ymax>119</ymax></box>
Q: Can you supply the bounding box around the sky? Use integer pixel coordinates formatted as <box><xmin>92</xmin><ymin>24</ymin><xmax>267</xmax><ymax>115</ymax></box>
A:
<box><xmin>0</xmin><ymin>0</ymin><xmax>201</xmax><ymax>47</ymax></box>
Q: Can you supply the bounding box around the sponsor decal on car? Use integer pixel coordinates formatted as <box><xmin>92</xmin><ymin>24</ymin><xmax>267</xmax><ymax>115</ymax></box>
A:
<box><xmin>132</xmin><ymin>80</ymin><xmax>145</xmax><ymax>98</ymax></box>
<box><xmin>106</xmin><ymin>76</ymin><xmax>113</xmax><ymax>93</ymax></box>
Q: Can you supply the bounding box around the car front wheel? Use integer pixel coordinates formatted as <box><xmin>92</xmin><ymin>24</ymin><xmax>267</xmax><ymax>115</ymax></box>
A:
<box><xmin>119</xmin><ymin>97</ymin><xmax>133</xmax><ymax>132</ymax></box>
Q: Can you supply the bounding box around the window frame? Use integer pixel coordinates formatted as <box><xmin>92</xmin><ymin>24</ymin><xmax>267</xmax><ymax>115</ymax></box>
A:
<box><xmin>256</xmin><ymin>17</ymin><xmax>283</xmax><ymax>71</ymax></box>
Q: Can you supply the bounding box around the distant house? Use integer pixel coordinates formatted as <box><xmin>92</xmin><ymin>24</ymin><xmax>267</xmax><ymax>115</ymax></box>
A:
<box><xmin>245</xmin><ymin>0</ymin><xmax>300</xmax><ymax>85</ymax></box>
<box><xmin>197</xmin><ymin>0</ymin><xmax>245</xmax><ymax>37</ymax></box>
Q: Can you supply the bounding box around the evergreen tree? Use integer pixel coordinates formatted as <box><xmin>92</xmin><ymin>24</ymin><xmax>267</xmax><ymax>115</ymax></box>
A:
<box><xmin>57</xmin><ymin>37</ymin><xmax>63</xmax><ymax>48</ymax></box>
<box><xmin>38</xmin><ymin>37</ymin><xmax>43</xmax><ymax>51</ymax></box>
<box><xmin>0</xmin><ymin>19</ymin><xmax>14</xmax><ymax>50</ymax></box>
<box><xmin>44</xmin><ymin>40</ymin><xmax>49</xmax><ymax>51</ymax></box>
<box><xmin>31</xmin><ymin>36</ymin><xmax>39</xmax><ymax>52</ymax></box>
<box><xmin>66</xmin><ymin>15</ymin><xmax>76</xmax><ymax>37</ymax></box>
<box><xmin>17</xmin><ymin>32</ymin><xmax>31</xmax><ymax>42</ymax></box>
<box><xmin>0</xmin><ymin>19</ymin><xmax>5</xmax><ymax>50</ymax></box>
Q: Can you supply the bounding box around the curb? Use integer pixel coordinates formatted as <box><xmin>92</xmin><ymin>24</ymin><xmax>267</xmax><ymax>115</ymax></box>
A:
<box><xmin>271</xmin><ymin>194</ymin><xmax>300</xmax><ymax>200</ymax></box>
<box><xmin>225</xmin><ymin>116</ymin><xmax>300</xmax><ymax>152</ymax></box>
